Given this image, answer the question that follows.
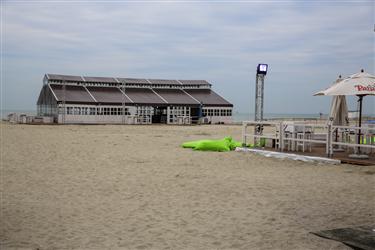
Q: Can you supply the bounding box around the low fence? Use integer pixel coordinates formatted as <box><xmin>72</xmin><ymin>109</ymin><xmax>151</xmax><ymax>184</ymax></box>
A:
<box><xmin>7</xmin><ymin>113</ymin><xmax>54</xmax><ymax>124</ymax></box>
<box><xmin>128</xmin><ymin>115</ymin><xmax>151</xmax><ymax>124</ymax></box>
<box><xmin>331</xmin><ymin>125</ymin><xmax>375</xmax><ymax>154</ymax></box>
<box><xmin>242</xmin><ymin>121</ymin><xmax>280</xmax><ymax>145</ymax></box>
<box><xmin>242</xmin><ymin>121</ymin><xmax>375</xmax><ymax>157</ymax></box>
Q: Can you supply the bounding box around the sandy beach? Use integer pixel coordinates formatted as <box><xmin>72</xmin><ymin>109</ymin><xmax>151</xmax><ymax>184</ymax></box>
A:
<box><xmin>1</xmin><ymin>122</ymin><xmax>374</xmax><ymax>249</ymax></box>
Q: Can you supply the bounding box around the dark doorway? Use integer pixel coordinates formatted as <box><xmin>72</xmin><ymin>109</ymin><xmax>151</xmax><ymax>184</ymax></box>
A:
<box><xmin>152</xmin><ymin>107</ymin><xmax>167</xmax><ymax>123</ymax></box>
<box><xmin>191</xmin><ymin>107</ymin><xmax>200</xmax><ymax>124</ymax></box>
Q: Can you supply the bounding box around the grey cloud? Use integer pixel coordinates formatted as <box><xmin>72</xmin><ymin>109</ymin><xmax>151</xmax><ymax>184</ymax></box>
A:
<box><xmin>2</xmin><ymin>2</ymin><xmax>374</xmax><ymax>114</ymax></box>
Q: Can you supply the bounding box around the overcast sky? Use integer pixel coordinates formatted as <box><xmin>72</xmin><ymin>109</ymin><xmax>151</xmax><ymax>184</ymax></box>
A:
<box><xmin>2</xmin><ymin>1</ymin><xmax>374</xmax><ymax>115</ymax></box>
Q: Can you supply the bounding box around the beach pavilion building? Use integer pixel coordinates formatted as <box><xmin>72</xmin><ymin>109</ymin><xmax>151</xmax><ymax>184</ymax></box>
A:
<box><xmin>37</xmin><ymin>74</ymin><xmax>233</xmax><ymax>124</ymax></box>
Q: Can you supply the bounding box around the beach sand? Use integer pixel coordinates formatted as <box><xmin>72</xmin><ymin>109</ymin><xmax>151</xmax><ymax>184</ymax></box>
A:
<box><xmin>1</xmin><ymin>123</ymin><xmax>374</xmax><ymax>249</ymax></box>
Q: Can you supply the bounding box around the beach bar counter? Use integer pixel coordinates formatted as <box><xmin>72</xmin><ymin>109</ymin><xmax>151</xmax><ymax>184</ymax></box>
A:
<box><xmin>37</xmin><ymin>74</ymin><xmax>233</xmax><ymax>125</ymax></box>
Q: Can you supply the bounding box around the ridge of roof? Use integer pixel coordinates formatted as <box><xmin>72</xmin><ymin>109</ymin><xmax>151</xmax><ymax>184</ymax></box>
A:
<box><xmin>45</xmin><ymin>73</ymin><xmax>211</xmax><ymax>85</ymax></box>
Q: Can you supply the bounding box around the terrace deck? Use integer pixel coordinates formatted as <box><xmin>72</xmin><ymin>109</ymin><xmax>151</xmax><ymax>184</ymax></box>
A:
<box><xmin>263</xmin><ymin>145</ymin><xmax>375</xmax><ymax>166</ymax></box>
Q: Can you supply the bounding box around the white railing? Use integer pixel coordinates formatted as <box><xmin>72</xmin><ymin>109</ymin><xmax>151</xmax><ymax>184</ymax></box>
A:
<box><xmin>168</xmin><ymin>116</ymin><xmax>192</xmax><ymax>125</ymax></box>
<box><xmin>242</xmin><ymin>121</ymin><xmax>375</xmax><ymax>157</ymax></box>
<box><xmin>242</xmin><ymin>121</ymin><xmax>282</xmax><ymax>147</ymax></box>
<box><xmin>136</xmin><ymin>115</ymin><xmax>152</xmax><ymax>124</ymax></box>
<box><xmin>176</xmin><ymin>116</ymin><xmax>191</xmax><ymax>125</ymax></box>
<box><xmin>282</xmin><ymin>123</ymin><xmax>330</xmax><ymax>154</ymax></box>
<box><xmin>330</xmin><ymin>125</ymin><xmax>375</xmax><ymax>154</ymax></box>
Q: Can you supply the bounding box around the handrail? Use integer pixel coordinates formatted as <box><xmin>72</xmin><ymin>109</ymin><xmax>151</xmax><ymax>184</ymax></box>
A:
<box><xmin>243</xmin><ymin>120</ymin><xmax>280</xmax><ymax>126</ymax></box>
<box><xmin>330</xmin><ymin>125</ymin><xmax>375</xmax><ymax>153</ymax></box>
<box><xmin>241</xmin><ymin>120</ymin><xmax>375</xmax><ymax>157</ymax></box>
<box><xmin>242</xmin><ymin>121</ymin><xmax>281</xmax><ymax>148</ymax></box>
<box><xmin>332</xmin><ymin>125</ymin><xmax>375</xmax><ymax>130</ymax></box>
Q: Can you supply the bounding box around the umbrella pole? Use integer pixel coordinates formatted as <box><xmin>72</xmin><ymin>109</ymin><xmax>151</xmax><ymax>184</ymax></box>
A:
<box><xmin>357</xmin><ymin>95</ymin><xmax>363</xmax><ymax>154</ymax></box>
<box><xmin>349</xmin><ymin>95</ymin><xmax>368</xmax><ymax>159</ymax></box>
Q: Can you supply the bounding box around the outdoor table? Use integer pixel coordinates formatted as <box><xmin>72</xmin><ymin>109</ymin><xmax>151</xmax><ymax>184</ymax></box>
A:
<box><xmin>284</xmin><ymin>122</ymin><xmax>313</xmax><ymax>152</ymax></box>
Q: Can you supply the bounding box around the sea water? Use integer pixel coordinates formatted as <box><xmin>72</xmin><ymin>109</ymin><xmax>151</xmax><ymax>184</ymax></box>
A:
<box><xmin>233</xmin><ymin>112</ymin><xmax>322</xmax><ymax>122</ymax></box>
<box><xmin>1</xmin><ymin>109</ymin><xmax>36</xmax><ymax>119</ymax></box>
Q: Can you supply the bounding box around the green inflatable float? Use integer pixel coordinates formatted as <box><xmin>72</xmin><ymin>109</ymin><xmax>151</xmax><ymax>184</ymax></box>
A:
<box><xmin>182</xmin><ymin>137</ymin><xmax>246</xmax><ymax>152</ymax></box>
<box><xmin>182</xmin><ymin>137</ymin><xmax>266</xmax><ymax>152</ymax></box>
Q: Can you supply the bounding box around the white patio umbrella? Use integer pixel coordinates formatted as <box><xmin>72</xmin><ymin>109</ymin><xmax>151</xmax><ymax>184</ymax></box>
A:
<box><xmin>317</xmin><ymin>76</ymin><xmax>349</xmax><ymax>151</ymax></box>
<box><xmin>315</xmin><ymin>70</ymin><xmax>375</xmax><ymax>96</ymax></box>
<box><xmin>314</xmin><ymin>69</ymin><xmax>375</xmax><ymax>156</ymax></box>
<box><xmin>324</xmin><ymin>76</ymin><xmax>349</xmax><ymax>126</ymax></box>
<box><xmin>329</xmin><ymin>95</ymin><xmax>348</xmax><ymax>126</ymax></box>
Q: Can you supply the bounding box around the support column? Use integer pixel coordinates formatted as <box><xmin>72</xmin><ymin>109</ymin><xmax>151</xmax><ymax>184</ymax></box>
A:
<box><xmin>254</xmin><ymin>73</ymin><xmax>265</xmax><ymax>144</ymax></box>
<box><xmin>62</xmin><ymin>81</ymin><xmax>66</xmax><ymax>124</ymax></box>
<box><xmin>167</xmin><ymin>106</ymin><xmax>171</xmax><ymax>124</ymax></box>
<box><xmin>255</xmin><ymin>74</ymin><xmax>265</xmax><ymax>121</ymax></box>
<box><xmin>121</xmin><ymin>81</ymin><xmax>126</xmax><ymax>124</ymax></box>
<box><xmin>357</xmin><ymin>95</ymin><xmax>363</xmax><ymax>154</ymax></box>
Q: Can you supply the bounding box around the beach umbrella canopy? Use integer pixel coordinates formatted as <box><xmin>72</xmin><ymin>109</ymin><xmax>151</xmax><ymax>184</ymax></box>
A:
<box><xmin>314</xmin><ymin>70</ymin><xmax>375</xmax><ymax>155</ymax></box>
<box><xmin>314</xmin><ymin>70</ymin><xmax>375</xmax><ymax>96</ymax></box>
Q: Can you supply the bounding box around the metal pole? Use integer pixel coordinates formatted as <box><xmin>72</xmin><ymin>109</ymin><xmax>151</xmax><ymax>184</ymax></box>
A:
<box><xmin>254</xmin><ymin>73</ymin><xmax>265</xmax><ymax>145</ymax></box>
<box><xmin>327</xmin><ymin>123</ymin><xmax>332</xmax><ymax>157</ymax></box>
<box><xmin>260</xmin><ymin>74</ymin><xmax>265</xmax><ymax>121</ymax></box>
<box><xmin>255</xmin><ymin>74</ymin><xmax>259</xmax><ymax>121</ymax></box>
<box><xmin>279</xmin><ymin>122</ymin><xmax>283</xmax><ymax>151</ymax></box>
<box><xmin>122</xmin><ymin>81</ymin><xmax>126</xmax><ymax>124</ymax></box>
<box><xmin>242</xmin><ymin>122</ymin><xmax>247</xmax><ymax>146</ymax></box>
<box><xmin>254</xmin><ymin>74</ymin><xmax>265</xmax><ymax>121</ymax></box>
<box><xmin>357</xmin><ymin>95</ymin><xmax>363</xmax><ymax>154</ymax></box>
<box><xmin>62</xmin><ymin>80</ymin><xmax>66</xmax><ymax>124</ymax></box>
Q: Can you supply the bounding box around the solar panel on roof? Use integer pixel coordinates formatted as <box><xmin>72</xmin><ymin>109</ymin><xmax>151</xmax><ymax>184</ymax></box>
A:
<box><xmin>125</xmin><ymin>88</ymin><xmax>166</xmax><ymax>104</ymax></box>
<box><xmin>82</xmin><ymin>76</ymin><xmax>117</xmax><ymax>83</ymax></box>
<box><xmin>148</xmin><ymin>79</ymin><xmax>180</xmax><ymax>85</ymax></box>
<box><xmin>50</xmin><ymin>84</ymin><xmax>96</xmax><ymax>103</ymax></box>
<box><xmin>153</xmin><ymin>89</ymin><xmax>199</xmax><ymax>105</ymax></box>
<box><xmin>117</xmin><ymin>78</ymin><xmax>151</xmax><ymax>84</ymax></box>
<box><xmin>179</xmin><ymin>80</ymin><xmax>211</xmax><ymax>85</ymax></box>
<box><xmin>47</xmin><ymin>74</ymin><xmax>83</xmax><ymax>82</ymax></box>
<box><xmin>185</xmin><ymin>89</ymin><xmax>232</xmax><ymax>106</ymax></box>
<box><xmin>86</xmin><ymin>87</ymin><xmax>132</xmax><ymax>104</ymax></box>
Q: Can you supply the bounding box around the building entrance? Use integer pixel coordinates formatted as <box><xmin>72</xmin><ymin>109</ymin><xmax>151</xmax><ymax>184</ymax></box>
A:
<box><xmin>152</xmin><ymin>107</ymin><xmax>167</xmax><ymax>123</ymax></box>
